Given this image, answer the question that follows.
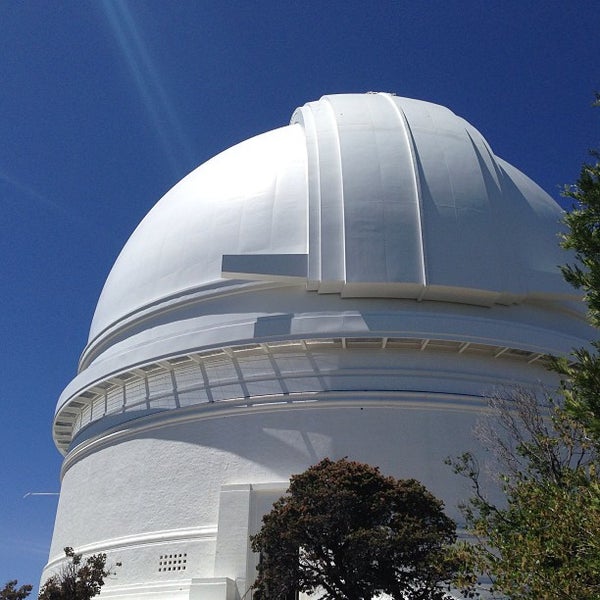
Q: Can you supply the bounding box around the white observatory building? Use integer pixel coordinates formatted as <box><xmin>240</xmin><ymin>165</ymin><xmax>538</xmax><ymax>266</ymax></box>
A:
<box><xmin>44</xmin><ymin>93</ymin><xmax>590</xmax><ymax>599</ymax></box>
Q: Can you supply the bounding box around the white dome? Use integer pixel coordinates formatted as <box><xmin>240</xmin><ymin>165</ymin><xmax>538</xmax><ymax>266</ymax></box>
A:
<box><xmin>89</xmin><ymin>123</ymin><xmax>309</xmax><ymax>344</ymax></box>
<box><xmin>87</xmin><ymin>93</ymin><xmax>572</xmax><ymax>356</ymax></box>
<box><xmin>47</xmin><ymin>94</ymin><xmax>591</xmax><ymax>600</ymax></box>
<box><xmin>53</xmin><ymin>92</ymin><xmax>587</xmax><ymax>454</ymax></box>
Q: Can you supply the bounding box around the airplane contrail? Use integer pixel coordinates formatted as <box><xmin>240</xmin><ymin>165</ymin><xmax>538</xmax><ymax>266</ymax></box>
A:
<box><xmin>1</xmin><ymin>168</ymin><xmax>95</xmax><ymax>229</ymax></box>
<box><xmin>1</xmin><ymin>169</ymin><xmax>64</xmax><ymax>214</ymax></box>
<box><xmin>23</xmin><ymin>492</ymin><xmax>60</xmax><ymax>498</ymax></box>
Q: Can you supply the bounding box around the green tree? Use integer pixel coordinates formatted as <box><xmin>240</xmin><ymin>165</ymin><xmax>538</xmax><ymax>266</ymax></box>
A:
<box><xmin>38</xmin><ymin>547</ymin><xmax>119</xmax><ymax>600</ymax></box>
<box><xmin>449</xmin><ymin>388</ymin><xmax>600</xmax><ymax>600</ymax></box>
<box><xmin>560</xmin><ymin>93</ymin><xmax>600</xmax><ymax>325</ymax></box>
<box><xmin>0</xmin><ymin>581</ymin><xmax>31</xmax><ymax>600</ymax></box>
<box><xmin>553</xmin><ymin>94</ymin><xmax>600</xmax><ymax>441</ymax></box>
<box><xmin>251</xmin><ymin>458</ymin><xmax>459</xmax><ymax>600</ymax></box>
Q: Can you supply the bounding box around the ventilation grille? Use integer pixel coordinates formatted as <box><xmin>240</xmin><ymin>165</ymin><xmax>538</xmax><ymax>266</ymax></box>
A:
<box><xmin>158</xmin><ymin>553</ymin><xmax>187</xmax><ymax>572</ymax></box>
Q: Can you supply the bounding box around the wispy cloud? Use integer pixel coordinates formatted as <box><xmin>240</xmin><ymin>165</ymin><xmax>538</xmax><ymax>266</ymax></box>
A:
<box><xmin>100</xmin><ymin>1</ymin><xmax>195</xmax><ymax>176</ymax></box>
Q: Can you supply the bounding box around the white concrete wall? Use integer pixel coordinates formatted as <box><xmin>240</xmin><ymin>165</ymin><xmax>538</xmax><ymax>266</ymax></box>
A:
<box><xmin>45</xmin><ymin>93</ymin><xmax>593</xmax><ymax>599</ymax></box>
<box><xmin>46</xmin><ymin>391</ymin><xmax>514</xmax><ymax>598</ymax></box>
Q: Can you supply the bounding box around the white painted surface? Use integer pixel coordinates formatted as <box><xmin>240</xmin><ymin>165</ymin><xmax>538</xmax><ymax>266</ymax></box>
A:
<box><xmin>84</xmin><ymin>93</ymin><xmax>576</xmax><ymax>369</ymax></box>
<box><xmin>88</xmin><ymin>124</ymin><xmax>309</xmax><ymax>345</ymax></box>
<box><xmin>44</xmin><ymin>93</ymin><xmax>592</xmax><ymax>599</ymax></box>
<box><xmin>48</xmin><ymin>401</ymin><xmax>498</xmax><ymax>598</ymax></box>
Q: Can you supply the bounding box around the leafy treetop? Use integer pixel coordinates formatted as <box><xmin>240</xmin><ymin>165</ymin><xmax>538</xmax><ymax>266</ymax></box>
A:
<box><xmin>38</xmin><ymin>547</ymin><xmax>119</xmax><ymax>600</ymax></box>
<box><xmin>561</xmin><ymin>93</ymin><xmax>600</xmax><ymax>324</ymax></box>
<box><xmin>554</xmin><ymin>93</ymin><xmax>600</xmax><ymax>441</ymax></box>
<box><xmin>251</xmin><ymin>457</ymin><xmax>460</xmax><ymax>600</ymax></box>
<box><xmin>0</xmin><ymin>581</ymin><xmax>31</xmax><ymax>600</ymax></box>
<box><xmin>449</xmin><ymin>388</ymin><xmax>600</xmax><ymax>600</ymax></box>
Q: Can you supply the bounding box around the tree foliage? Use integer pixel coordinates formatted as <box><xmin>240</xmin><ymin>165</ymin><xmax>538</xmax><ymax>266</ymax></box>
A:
<box><xmin>251</xmin><ymin>458</ymin><xmax>459</xmax><ymax>600</ymax></box>
<box><xmin>0</xmin><ymin>581</ymin><xmax>31</xmax><ymax>600</ymax></box>
<box><xmin>449</xmin><ymin>388</ymin><xmax>600</xmax><ymax>600</ymax></box>
<box><xmin>560</xmin><ymin>93</ymin><xmax>600</xmax><ymax>326</ymax></box>
<box><xmin>553</xmin><ymin>92</ymin><xmax>600</xmax><ymax>440</ymax></box>
<box><xmin>38</xmin><ymin>547</ymin><xmax>118</xmax><ymax>600</ymax></box>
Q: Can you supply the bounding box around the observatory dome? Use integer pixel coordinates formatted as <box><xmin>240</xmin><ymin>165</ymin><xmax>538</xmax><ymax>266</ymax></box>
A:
<box><xmin>87</xmin><ymin>93</ymin><xmax>571</xmax><ymax>354</ymax></box>
<box><xmin>53</xmin><ymin>92</ymin><xmax>586</xmax><ymax>453</ymax></box>
<box><xmin>90</xmin><ymin>94</ymin><xmax>570</xmax><ymax>342</ymax></box>
<box><xmin>46</xmin><ymin>93</ymin><xmax>592</xmax><ymax>600</ymax></box>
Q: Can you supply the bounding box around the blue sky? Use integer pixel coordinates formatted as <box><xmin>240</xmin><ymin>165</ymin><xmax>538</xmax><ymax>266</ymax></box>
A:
<box><xmin>1</xmin><ymin>0</ymin><xmax>598</xmax><ymax>592</ymax></box>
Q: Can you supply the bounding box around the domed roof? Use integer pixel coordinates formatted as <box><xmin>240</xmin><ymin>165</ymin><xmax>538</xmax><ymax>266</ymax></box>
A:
<box><xmin>87</xmin><ymin>93</ymin><xmax>573</xmax><ymax>356</ymax></box>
